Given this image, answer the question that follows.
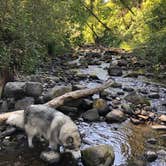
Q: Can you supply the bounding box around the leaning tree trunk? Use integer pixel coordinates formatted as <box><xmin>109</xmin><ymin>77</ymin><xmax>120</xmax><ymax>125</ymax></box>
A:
<box><xmin>0</xmin><ymin>79</ymin><xmax>113</xmax><ymax>123</ymax></box>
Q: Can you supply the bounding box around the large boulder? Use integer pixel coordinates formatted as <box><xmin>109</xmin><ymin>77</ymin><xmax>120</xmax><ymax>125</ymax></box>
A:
<box><xmin>3</xmin><ymin>82</ymin><xmax>26</xmax><ymax>99</ymax></box>
<box><xmin>25</xmin><ymin>82</ymin><xmax>43</xmax><ymax>97</ymax></box>
<box><xmin>108</xmin><ymin>66</ymin><xmax>122</xmax><ymax>76</ymax></box>
<box><xmin>82</xmin><ymin>145</ymin><xmax>115</xmax><ymax>166</ymax></box>
<box><xmin>82</xmin><ymin>108</ymin><xmax>100</xmax><ymax>121</ymax></box>
<box><xmin>106</xmin><ymin>109</ymin><xmax>126</xmax><ymax>123</ymax></box>
<box><xmin>15</xmin><ymin>97</ymin><xmax>34</xmax><ymax>110</ymax></box>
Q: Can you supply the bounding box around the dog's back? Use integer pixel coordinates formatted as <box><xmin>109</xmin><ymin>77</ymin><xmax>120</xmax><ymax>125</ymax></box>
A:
<box><xmin>24</xmin><ymin>105</ymin><xmax>56</xmax><ymax>139</ymax></box>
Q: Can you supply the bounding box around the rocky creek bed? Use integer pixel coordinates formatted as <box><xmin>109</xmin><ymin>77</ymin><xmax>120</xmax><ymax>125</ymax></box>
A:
<box><xmin>0</xmin><ymin>46</ymin><xmax>166</xmax><ymax>166</ymax></box>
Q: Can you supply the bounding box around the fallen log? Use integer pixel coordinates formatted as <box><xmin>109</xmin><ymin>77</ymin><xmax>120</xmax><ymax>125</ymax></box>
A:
<box><xmin>0</xmin><ymin>110</ymin><xmax>23</xmax><ymax>124</ymax></box>
<box><xmin>0</xmin><ymin>79</ymin><xmax>113</xmax><ymax>124</ymax></box>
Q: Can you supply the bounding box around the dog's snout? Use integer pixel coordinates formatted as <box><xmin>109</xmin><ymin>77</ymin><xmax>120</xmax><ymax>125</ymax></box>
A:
<box><xmin>65</xmin><ymin>149</ymin><xmax>81</xmax><ymax>159</ymax></box>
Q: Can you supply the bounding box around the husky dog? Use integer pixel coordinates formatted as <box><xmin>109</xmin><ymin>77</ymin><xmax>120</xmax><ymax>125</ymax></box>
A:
<box><xmin>7</xmin><ymin>105</ymin><xmax>81</xmax><ymax>159</ymax></box>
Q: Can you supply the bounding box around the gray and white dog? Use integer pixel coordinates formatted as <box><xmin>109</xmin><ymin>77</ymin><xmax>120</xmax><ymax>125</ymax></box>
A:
<box><xmin>7</xmin><ymin>105</ymin><xmax>81</xmax><ymax>159</ymax></box>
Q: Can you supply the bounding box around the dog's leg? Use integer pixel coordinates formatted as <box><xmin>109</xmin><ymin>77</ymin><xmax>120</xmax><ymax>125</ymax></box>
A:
<box><xmin>28</xmin><ymin>135</ymin><xmax>34</xmax><ymax>148</ymax></box>
<box><xmin>25</xmin><ymin>124</ymin><xmax>36</xmax><ymax>148</ymax></box>
<box><xmin>48</xmin><ymin>141</ymin><xmax>58</xmax><ymax>151</ymax></box>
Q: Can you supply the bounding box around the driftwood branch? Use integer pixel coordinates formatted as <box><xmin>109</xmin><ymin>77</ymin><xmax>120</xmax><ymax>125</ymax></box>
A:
<box><xmin>0</xmin><ymin>79</ymin><xmax>113</xmax><ymax>124</ymax></box>
<box><xmin>0</xmin><ymin>110</ymin><xmax>23</xmax><ymax>124</ymax></box>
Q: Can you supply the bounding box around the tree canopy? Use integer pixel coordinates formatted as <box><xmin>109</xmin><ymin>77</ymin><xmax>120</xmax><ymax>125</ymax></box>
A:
<box><xmin>0</xmin><ymin>0</ymin><xmax>165</xmax><ymax>73</ymax></box>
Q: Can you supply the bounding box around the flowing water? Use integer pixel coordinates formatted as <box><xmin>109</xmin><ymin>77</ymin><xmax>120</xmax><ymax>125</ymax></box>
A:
<box><xmin>0</xmin><ymin>55</ymin><xmax>166</xmax><ymax>166</ymax></box>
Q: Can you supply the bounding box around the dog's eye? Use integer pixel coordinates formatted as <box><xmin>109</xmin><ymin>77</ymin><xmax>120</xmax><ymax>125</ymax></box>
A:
<box><xmin>66</xmin><ymin>136</ymin><xmax>73</xmax><ymax>144</ymax></box>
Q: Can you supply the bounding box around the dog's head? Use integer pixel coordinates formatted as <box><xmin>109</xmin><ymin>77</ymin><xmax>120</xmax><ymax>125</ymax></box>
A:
<box><xmin>59</xmin><ymin>124</ymin><xmax>81</xmax><ymax>159</ymax></box>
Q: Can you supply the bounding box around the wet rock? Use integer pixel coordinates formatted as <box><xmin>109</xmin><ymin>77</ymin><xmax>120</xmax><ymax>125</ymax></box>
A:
<box><xmin>138</xmin><ymin>88</ymin><xmax>148</xmax><ymax>94</ymax></box>
<box><xmin>117</xmin><ymin>91</ymin><xmax>125</xmax><ymax>95</ymax></box>
<box><xmin>3</xmin><ymin>82</ymin><xmax>26</xmax><ymax>98</ymax></box>
<box><xmin>65</xmin><ymin>98</ymin><xmax>83</xmax><ymax>108</ymax></box>
<box><xmin>111</xmin><ymin>99</ymin><xmax>121</xmax><ymax>106</ymax></box>
<box><xmin>89</xmin><ymin>74</ymin><xmax>99</xmax><ymax>80</ymax></box>
<box><xmin>159</xmin><ymin>115</ymin><xmax>166</xmax><ymax>122</ymax></box>
<box><xmin>123</xmin><ymin>72</ymin><xmax>139</xmax><ymax>78</ymax></box>
<box><xmin>124</xmin><ymin>92</ymin><xmax>150</xmax><ymax>105</ymax></box>
<box><xmin>93</xmin><ymin>99</ymin><xmax>109</xmax><ymax>116</ymax></box>
<box><xmin>123</xmin><ymin>87</ymin><xmax>134</xmax><ymax>92</ymax></box>
<box><xmin>15</xmin><ymin>97</ymin><xmax>34</xmax><ymax>110</ymax></box>
<box><xmin>121</xmin><ymin>104</ymin><xmax>133</xmax><ymax>115</ymax></box>
<box><xmin>130</xmin><ymin>118</ymin><xmax>142</xmax><ymax>125</ymax></box>
<box><xmin>82</xmin><ymin>145</ymin><xmax>115</xmax><ymax>166</ymax></box>
<box><xmin>45</xmin><ymin>85</ymin><xmax>72</xmax><ymax>99</ymax></box>
<box><xmin>6</xmin><ymin>98</ymin><xmax>15</xmax><ymax>109</ymax></box>
<box><xmin>148</xmin><ymin>93</ymin><xmax>160</xmax><ymax>99</ymax></box>
<box><xmin>40</xmin><ymin>151</ymin><xmax>60</xmax><ymax>164</ymax></box>
<box><xmin>35</xmin><ymin>96</ymin><xmax>45</xmax><ymax>104</ymax></box>
<box><xmin>108</xmin><ymin>66</ymin><xmax>122</xmax><ymax>76</ymax></box>
<box><xmin>76</xmin><ymin>73</ymin><xmax>88</xmax><ymax>79</ymax></box>
<box><xmin>28</xmin><ymin>75</ymin><xmax>43</xmax><ymax>82</ymax></box>
<box><xmin>0</xmin><ymin>127</ymin><xmax>16</xmax><ymax>139</ymax></box>
<box><xmin>145</xmin><ymin>73</ymin><xmax>155</xmax><ymax>77</ymax></box>
<box><xmin>58</xmin><ymin>106</ymin><xmax>78</xmax><ymax>113</ymax></box>
<box><xmin>82</xmin><ymin>108</ymin><xmax>100</xmax><ymax>121</ymax></box>
<box><xmin>128</xmin><ymin>159</ymin><xmax>146</xmax><ymax>166</ymax></box>
<box><xmin>106</xmin><ymin>109</ymin><xmax>126</xmax><ymax>123</ymax></box>
<box><xmin>25</xmin><ymin>82</ymin><xmax>43</xmax><ymax>97</ymax></box>
<box><xmin>148</xmin><ymin>112</ymin><xmax>155</xmax><ymax>120</ymax></box>
<box><xmin>100</xmin><ymin>90</ymin><xmax>109</xmax><ymax>98</ymax></box>
<box><xmin>140</xmin><ymin>110</ymin><xmax>149</xmax><ymax>116</ymax></box>
<box><xmin>161</xmin><ymin>101</ymin><xmax>166</xmax><ymax>106</ymax></box>
<box><xmin>109</xmin><ymin>93</ymin><xmax>118</xmax><ymax>99</ymax></box>
<box><xmin>157</xmin><ymin>149</ymin><xmax>166</xmax><ymax>157</ymax></box>
<box><xmin>143</xmin><ymin>106</ymin><xmax>152</xmax><ymax>112</ymax></box>
<box><xmin>147</xmin><ymin>138</ymin><xmax>157</xmax><ymax>145</ymax></box>
<box><xmin>2</xmin><ymin>138</ymin><xmax>11</xmax><ymax>146</ymax></box>
<box><xmin>81</xmin><ymin>99</ymin><xmax>93</xmax><ymax>110</ymax></box>
<box><xmin>85</xmin><ymin>51</ymin><xmax>101</xmax><ymax>57</ymax></box>
<box><xmin>110</xmin><ymin>82</ymin><xmax>122</xmax><ymax>88</ymax></box>
<box><xmin>104</xmin><ymin>50</ymin><xmax>118</xmax><ymax>55</ymax></box>
<box><xmin>0</xmin><ymin>100</ymin><xmax>8</xmax><ymax>112</ymax></box>
<box><xmin>72</xmin><ymin>84</ymin><xmax>87</xmax><ymax>90</ymax></box>
<box><xmin>117</xmin><ymin>59</ymin><xmax>127</xmax><ymax>67</ymax></box>
<box><xmin>145</xmin><ymin>151</ymin><xmax>158</xmax><ymax>162</ymax></box>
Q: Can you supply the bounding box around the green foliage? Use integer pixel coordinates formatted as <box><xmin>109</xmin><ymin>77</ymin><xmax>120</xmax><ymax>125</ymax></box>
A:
<box><xmin>0</xmin><ymin>0</ymin><xmax>80</xmax><ymax>73</ymax></box>
<box><xmin>0</xmin><ymin>0</ymin><xmax>165</xmax><ymax>74</ymax></box>
<box><xmin>123</xmin><ymin>0</ymin><xmax>166</xmax><ymax>64</ymax></box>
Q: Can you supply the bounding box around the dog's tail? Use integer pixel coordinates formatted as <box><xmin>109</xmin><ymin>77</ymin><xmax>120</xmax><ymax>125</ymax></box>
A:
<box><xmin>6</xmin><ymin>111</ymin><xmax>24</xmax><ymax>129</ymax></box>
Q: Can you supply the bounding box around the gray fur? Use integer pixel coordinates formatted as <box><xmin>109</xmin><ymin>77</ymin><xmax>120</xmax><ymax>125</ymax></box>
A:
<box><xmin>7</xmin><ymin>104</ymin><xmax>81</xmax><ymax>159</ymax></box>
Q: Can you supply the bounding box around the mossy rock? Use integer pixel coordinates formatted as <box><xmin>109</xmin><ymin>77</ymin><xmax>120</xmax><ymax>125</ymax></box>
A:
<box><xmin>82</xmin><ymin>145</ymin><xmax>115</xmax><ymax>166</ymax></box>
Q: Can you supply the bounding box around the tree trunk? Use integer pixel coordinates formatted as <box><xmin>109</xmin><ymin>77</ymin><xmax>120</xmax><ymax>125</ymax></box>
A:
<box><xmin>80</xmin><ymin>0</ymin><xmax>111</xmax><ymax>31</ymax></box>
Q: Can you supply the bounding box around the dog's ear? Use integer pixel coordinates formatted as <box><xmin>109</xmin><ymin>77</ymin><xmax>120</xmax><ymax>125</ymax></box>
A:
<box><xmin>66</xmin><ymin>136</ymin><xmax>74</xmax><ymax>144</ymax></box>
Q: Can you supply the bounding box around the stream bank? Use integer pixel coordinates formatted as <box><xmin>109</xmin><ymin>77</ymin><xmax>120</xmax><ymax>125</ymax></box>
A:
<box><xmin>0</xmin><ymin>45</ymin><xmax>166</xmax><ymax>166</ymax></box>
